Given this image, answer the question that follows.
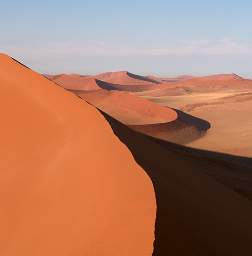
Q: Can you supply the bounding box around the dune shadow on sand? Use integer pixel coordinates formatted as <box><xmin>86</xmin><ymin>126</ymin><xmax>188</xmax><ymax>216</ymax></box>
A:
<box><xmin>126</xmin><ymin>71</ymin><xmax>160</xmax><ymax>84</ymax></box>
<box><xmin>95</xmin><ymin>79</ymin><xmax>118</xmax><ymax>91</ymax></box>
<box><xmin>130</xmin><ymin>108</ymin><xmax>211</xmax><ymax>145</ymax></box>
<box><xmin>174</xmin><ymin>108</ymin><xmax>211</xmax><ymax>131</ymax></box>
<box><xmin>101</xmin><ymin>110</ymin><xmax>252</xmax><ymax>256</ymax></box>
<box><xmin>95</xmin><ymin>78</ymin><xmax>153</xmax><ymax>92</ymax></box>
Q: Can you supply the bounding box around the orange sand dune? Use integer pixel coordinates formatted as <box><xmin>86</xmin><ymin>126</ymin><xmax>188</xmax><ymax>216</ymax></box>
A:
<box><xmin>95</xmin><ymin>71</ymin><xmax>159</xmax><ymax>85</ymax></box>
<box><xmin>77</xmin><ymin>86</ymin><xmax>212</xmax><ymax>144</ymax></box>
<box><xmin>130</xmin><ymin>109</ymin><xmax>210</xmax><ymax>144</ymax></box>
<box><xmin>50</xmin><ymin>74</ymin><xmax>101</xmax><ymax>91</ymax></box>
<box><xmin>78</xmin><ymin>89</ymin><xmax>177</xmax><ymax>125</ymax></box>
<box><xmin>94</xmin><ymin>71</ymin><xmax>159</xmax><ymax>91</ymax></box>
<box><xmin>77</xmin><ymin>89</ymin><xmax>210</xmax><ymax>144</ymax></box>
<box><xmin>0</xmin><ymin>54</ymin><xmax>155</xmax><ymax>256</ymax></box>
<box><xmin>143</xmin><ymin>73</ymin><xmax>252</xmax><ymax>97</ymax></box>
<box><xmin>47</xmin><ymin>72</ymin><xmax>159</xmax><ymax>92</ymax></box>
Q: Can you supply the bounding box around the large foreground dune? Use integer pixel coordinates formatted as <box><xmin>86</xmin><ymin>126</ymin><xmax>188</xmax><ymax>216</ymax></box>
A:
<box><xmin>3</xmin><ymin>54</ymin><xmax>252</xmax><ymax>255</ymax></box>
<box><xmin>0</xmin><ymin>54</ymin><xmax>156</xmax><ymax>256</ymax></box>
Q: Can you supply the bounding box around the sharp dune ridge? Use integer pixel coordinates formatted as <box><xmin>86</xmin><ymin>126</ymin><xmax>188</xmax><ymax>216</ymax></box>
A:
<box><xmin>77</xmin><ymin>89</ymin><xmax>178</xmax><ymax>125</ymax></box>
<box><xmin>129</xmin><ymin>109</ymin><xmax>211</xmax><ymax>144</ymax></box>
<box><xmin>0</xmin><ymin>53</ymin><xmax>156</xmax><ymax>256</ymax></box>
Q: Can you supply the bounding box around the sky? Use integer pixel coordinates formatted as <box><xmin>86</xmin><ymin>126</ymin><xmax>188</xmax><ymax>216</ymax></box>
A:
<box><xmin>1</xmin><ymin>0</ymin><xmax>252</xmax><ymax>76</ymax></box>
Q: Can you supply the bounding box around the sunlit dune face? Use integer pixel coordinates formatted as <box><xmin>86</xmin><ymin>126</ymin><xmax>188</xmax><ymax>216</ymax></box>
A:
<box><xmin>0</xmin><ymin>54</ymin><xmax>156</xmax><ymax>256</ymax></box>
<box><xmin>79</xmin><ymin>89</ymin><xmax>177</xmax><ymax>125</ymax></box>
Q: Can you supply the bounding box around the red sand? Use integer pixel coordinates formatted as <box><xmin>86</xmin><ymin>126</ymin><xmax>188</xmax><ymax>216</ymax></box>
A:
<box><xmin>95</xmin><ymin>71</ymin><xmax>158</xmax><ymax>86</ymax></box>
<box><xmin>0</xmin><ymin>54</ymin><xmax>156</xmax><ymax>256</ymax></box>
<box><xmin>51</xmin><ymin>74</ymin><xmax>101</xmax><ymax>91</ymax></box>
<box><xmin>78</xmin><ymin>89</ymin><xmax>177</xmax><ymax>125</ymax></box>
<box><xmin>47</xmin><ymin>71</ymin><xmax>159</xmax><ymax>92</ymax></box>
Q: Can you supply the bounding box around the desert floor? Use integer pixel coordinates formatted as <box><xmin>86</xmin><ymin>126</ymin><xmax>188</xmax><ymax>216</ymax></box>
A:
<box><xmin>140</xmin><ymin>90</ymin><xmax>252</xmax><ymax>157</ymax></box>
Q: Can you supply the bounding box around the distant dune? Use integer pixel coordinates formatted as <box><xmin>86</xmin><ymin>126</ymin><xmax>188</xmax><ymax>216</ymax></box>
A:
<box><xmin>46</xmin><ymin>72</ymin><xmax>211</xmax><ymax>143</ymax></box>
<box><xmin>48</xmin><ymin>74</ymin><xmax>101</xmax><ymax>91</ymax></box>
<box><xmin>138</xmin><ymin>74</ymin><xmax>252</xmax><ymax>157</ymax></box>
<box><xmin>0</xmin><ymin>54</ymin><xmax>156</xmax><ymax>255</ymax></box>
<box><xmin>78</xmin><ymin>89</ymin><xmax>177</xmax><ymax>125</ymax></box>
<box><xmin>146</xmin><ymin>74</ymin><xmax>195</xmax><ymax>84</ymax></box>
<box><xmin>95</xmin><ymin>71</ymin><xmax>160</xmax><ymax>85</ymax></box>
<box><xmin>47</xmin><ymin>71</ymin><xmax>160</xmax><ymax>92</ymax></box>
<box><xmin>130</xmin><ymin>109</ymin><xmax>210</xmax><ymax>144</ymax></box>
<box><xmin>140</xmin><ymin>73</ymin><xmax>252</xmax><ymax>97</ymax></box>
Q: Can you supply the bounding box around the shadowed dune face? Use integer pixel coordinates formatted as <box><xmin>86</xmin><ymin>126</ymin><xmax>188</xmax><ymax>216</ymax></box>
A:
<box><xmin>0</xmin><ymin>54</ymin><xmax>156</xmax><ymax>256</ymax></box>
<box><xmin>76</xmin><ymin>89</ymin><xmax>210</xmax><ymax>144</ymax></box>
<box><xmin>94</xmin><ymin>71</ymin><xmax>160</xmax><ymax>91</ymax></box>
<box><xmin>94</xmin><ymin>79</ymin><xmax>154</xmax><ymax>92</ymax></box>
<box><xmin>130</xmin><ymin>109</ymin><xmax>211</xmax><ymax>144</ymax></box>
<box><xmin>78</xmin><ymin>89</ymin><xmax>178</xmax><ymax>125</ymax></box>
<box><xmin>101</xmin><ymin>111</ymin><xmax>252</xmax><ymax>256</ymax></box>
<box><xmin>95</xmin><ymin>71</ymin><xmax>159</xmax><ymax>85</ymax></box>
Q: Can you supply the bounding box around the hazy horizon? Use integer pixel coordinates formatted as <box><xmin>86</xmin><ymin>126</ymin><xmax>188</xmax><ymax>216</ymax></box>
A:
<box><xmin>2</xmin><ymin>0</ymin><xmax>252</xmax><ymax>77</ymax></box>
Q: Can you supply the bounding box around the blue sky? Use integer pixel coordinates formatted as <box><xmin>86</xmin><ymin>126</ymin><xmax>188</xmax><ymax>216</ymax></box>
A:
<box><xmin>1</xmin><ymin>0</ymin><xmax>252</xmax><ymax>76</ymax></box>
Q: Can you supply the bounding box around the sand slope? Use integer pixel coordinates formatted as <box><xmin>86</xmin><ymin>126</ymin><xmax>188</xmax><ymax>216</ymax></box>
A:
<box><xmin>50</xmin><ymin>74</ymin><xmax>101</xmax><ymax>91</ymax></box>
<box><xmin>78</xmin><ymin>89</ymin><xmax>177</xmax><ymax>125</ymax></box>
<box><xmin>0</xmin><ymin>54</ymin><xmax>156</xmax><ymax>256</ymax></box>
